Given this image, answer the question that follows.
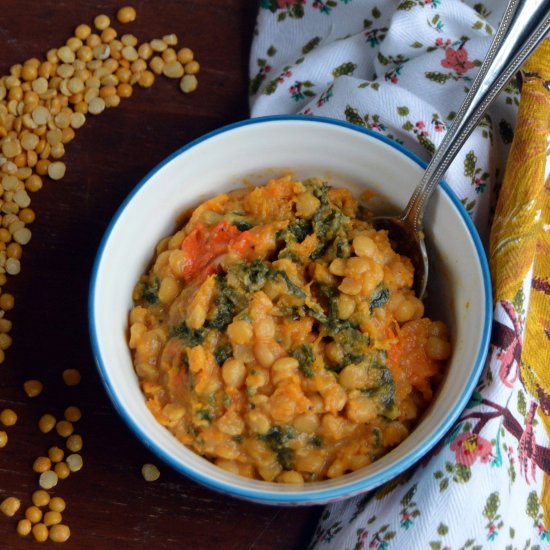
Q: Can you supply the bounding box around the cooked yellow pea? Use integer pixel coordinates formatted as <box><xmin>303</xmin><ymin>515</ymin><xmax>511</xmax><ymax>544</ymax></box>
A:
<box><xmin>293</xmin><ymin>413</ymin><xmax>319</xmax><ymax>434</ymax></box>
<box><xmin>295</xmin><ymin>192</ymin><xmax>320</xmax><ymax>219</ymax></box>
<box><xmin>323</xmin><ymin>383</ymin><xmax>347</xmax><ymax>412</ymax></box>
<box><xmin>271</xmin><ymin>357</ymin><xmax>299</xmax><ymax>384</ymax></box>
<box><xmin>329</xmin><ymin>258</ymin><xmax>346</xmax><ymax>276</ymax></box>
<box><xmin>253</xmin><ymin>342</ymin><xmax>275</xmax><ymax>367</ymax></box>
<box><xmin>222</xmin><ymin>358</ymin><xmax>246</xmax><ymax>388</ymax></box>
<box><xmin>346</xmin><ymin>395</ymin><xmax>378</xmax><ymax>423</ymax></box>
<box><xmin>246</xmin><ymin>410</ymin><xmax>271</xmax><ymax>434</ymax></box>
<box><xmin>346</xmin><ymin>256</ymin><xmax>370</xmax><ymax>277</ymax></box>
<box><xmin>352</xmin><ymin>234</ymin><xmax>377</xmax><ymax>257</ymax></box>
<box><xmin>394</xmin><ymin>298</ymin><xmax>417</xmax><ymax>323</ymax></box>
<box><xmin>429</xmin><ymin>320</ymin><xmax>448</xmax><ymax>338</ymax></box>
<box><xmin>158</xmin><ymin>277</ymin><xmax>179</xmax><ymax>304</ymax></box>
<box><xmin>425</xmin><ymin>336</ymin><xmax>451</xmax><ymax>360</ymax></box>
<box><xmin>337</xmin><ymin>294</ymin><xmax>355</xmax><ymax>319</ymax></box>
<box><xmin>254</xmin><ymin>318</ymin><xmax>275</xmax><ymax>339</ymax></box>
<box><xmin>277</xmin><ymin>470</ymin><xmax>304</xmax><ymax>484</ymax></box>
<box><xmin>227</xmin><ymin>319</ymin><xmax>253</xmax><ymax>344</ymax></box>
<box><xmin>339</xmin><ymin>277</ymin><xmax>362</xmax><ymax>295</ymax></box>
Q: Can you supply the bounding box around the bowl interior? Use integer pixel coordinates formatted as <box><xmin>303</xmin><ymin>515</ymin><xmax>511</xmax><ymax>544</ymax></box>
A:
<box><xmin>90</xmin><ymin>116</ymin><xmax>490</xmax><ymax>505</ymax></box>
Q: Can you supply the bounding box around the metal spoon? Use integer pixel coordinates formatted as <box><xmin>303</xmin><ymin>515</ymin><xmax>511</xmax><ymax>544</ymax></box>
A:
<box><xmin>372</xmin><ymin>0</ymin><xmax>550</xmax><ymax>299</ymax></box>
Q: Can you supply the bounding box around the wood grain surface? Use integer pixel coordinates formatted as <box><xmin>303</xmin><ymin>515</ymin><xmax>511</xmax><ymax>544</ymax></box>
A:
<box><xmin>0</xmin><ymin>2</ymin><xmax>323</xmax><ymax>548</ymax></box>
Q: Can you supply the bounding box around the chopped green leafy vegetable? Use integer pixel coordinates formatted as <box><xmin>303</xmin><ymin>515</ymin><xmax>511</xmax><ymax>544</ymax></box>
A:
<box><xmin>268</xmin><ymin>269</ymin><xmax>306</xmax><ymax>299</ymax></box>
<box><xmin>335</xmin><ymin>237</ymin><xmax>351</xmax><ymax>258</ymax></box>
<box><xmin>361</xmin><ymin>363</ymin><xmax>398</xmax><ymax>419</ymax></box>
<box><xmin>234</xmin><ymin>220</ymin><xmax>253</xmax><ymax>231</ymax></box>
<box><xmin>196</xmin><ymin>409</ymin><xmax>213</xmax><ymax>422</ymax></box>
<box><xmin>291</xmin><ymin>343</ymin><xmax>315</xmax><ymax>378</ymax></box>
<box><xmin>209</xmin><ymin>274</ymin><xmax>248</xmax><ymax>330</ymax></box>
<box><xmin>258</xmin><ymin>425</ymin><xmax>297</xmax><ymax>469</ymax></box>
<box><xmin>230</xmin><ymin>259</ymin><xmax>269</xmax><ymax>292</ymax></box>
<box><xmin>308</xmin><ymin>435</ymin><xmax>323</xmax><ymax>448</ymax></box>
<box><xmin>369</xmin><ymin>285</ymin><xmax>390</xmax><ymax>313</ymax></box>
<box><xmin>214</xmin><ymin>344</ymin><xmax>232</xmax><ymax>365</ymax></box>
<box><xmin>171</xmin><ymin>322</ymin><xmax>207</xmax><ymax>347</ymax></box>
<box><xmin>277</xmin><ymin>218</ymin><xmax>313</xmax><ymax>244</ymax></box>
<box><xmin>141</xmin><ymin>276</ymin><xmax>160</xmax><ymax>305</ymax></box>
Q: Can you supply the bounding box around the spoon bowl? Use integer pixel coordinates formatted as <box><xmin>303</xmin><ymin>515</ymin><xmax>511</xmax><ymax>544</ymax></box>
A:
<box><xmin>371</xmin><ymin>215</ymin><xmax>428</xmax><ymax>299</ymax></box>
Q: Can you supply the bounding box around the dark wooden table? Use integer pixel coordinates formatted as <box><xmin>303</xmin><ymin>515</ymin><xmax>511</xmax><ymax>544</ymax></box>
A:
<box><xmin>0</xmin><ymin>2</ymin><xmax>323</xmax><ymax>548</ymax></box>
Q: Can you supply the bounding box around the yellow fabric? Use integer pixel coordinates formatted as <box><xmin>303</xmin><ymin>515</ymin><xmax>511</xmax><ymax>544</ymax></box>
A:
<box><xmin>490</xmin><ymin>38</ymin><xmax>550</xmax><ymax>526</ymax></box>
<box><xmin>489</xmin><ymin>39</ymin><xmax>550</xmax><ymax>302</ymax></box>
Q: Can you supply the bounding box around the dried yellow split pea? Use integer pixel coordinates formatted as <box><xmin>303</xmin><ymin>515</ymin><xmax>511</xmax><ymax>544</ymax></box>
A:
<box><xmin>141</xmin><ymin>463</ymin><xmax>160</xmax><ymax>481</ymax></box>
<box><xmin>23</xmin><ymin>379</ymin><xmax>43</xmax><ymax>397</ymax></box>
<box><xmin>0</xmin><ymin>496</ymin><xmax>21</xmax><ymax>517</ymax></box>
<box><xmin>0</xmin><ymin>408</ymin><xmax>17</xmax><ymax>426</ymax></box>
<box><xmin>117</xmin><ymin>6</ymin><xmax>137</xmax><ymax>24</ymax></box>
<box><xmin>62</xmin><ymin>368</ymin><xmax>81</xmax><ymax>386</ymax></box>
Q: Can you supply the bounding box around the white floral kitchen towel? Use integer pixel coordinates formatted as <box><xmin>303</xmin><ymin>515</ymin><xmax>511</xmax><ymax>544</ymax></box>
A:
<box><xmin>249</xmin><ymin>1</ymin><xmax>550</xmax><ymax>548</ymax></box>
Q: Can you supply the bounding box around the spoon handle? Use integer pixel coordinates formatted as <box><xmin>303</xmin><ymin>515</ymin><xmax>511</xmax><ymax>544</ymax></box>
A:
<box><xmin>402</xmin><ymin>0</ymin><xmax>550</xmax><ymax>231</ymax></box>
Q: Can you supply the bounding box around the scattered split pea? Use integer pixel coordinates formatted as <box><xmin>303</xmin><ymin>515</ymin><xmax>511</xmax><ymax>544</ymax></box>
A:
<box><xmin>0</xmin><ymin>5</ymin><xmax>201</xmax><ymax>542</ymax></box>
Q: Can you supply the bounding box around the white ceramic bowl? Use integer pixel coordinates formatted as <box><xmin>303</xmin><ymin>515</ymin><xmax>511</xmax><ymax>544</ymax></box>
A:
<box><xmin>89</xmin><ymin>116</ymin><xmax>491</xmax><ymax>505</ymax></box>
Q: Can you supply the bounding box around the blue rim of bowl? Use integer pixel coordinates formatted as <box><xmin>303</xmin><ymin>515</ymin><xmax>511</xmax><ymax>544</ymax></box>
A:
<box><xmin>89</xmin><ymin>114</ymin><xmax>492</xmax><ymax>504</ymax></box>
